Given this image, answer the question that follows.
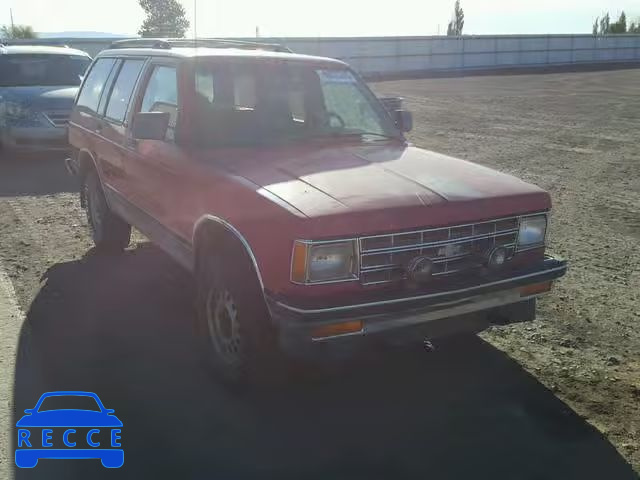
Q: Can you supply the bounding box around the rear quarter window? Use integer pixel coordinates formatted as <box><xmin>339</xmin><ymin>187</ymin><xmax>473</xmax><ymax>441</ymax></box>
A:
<box><xmin>76</xmin><ymin>58</ymin><xmax>117</xmax><ymax>113</ymax></box>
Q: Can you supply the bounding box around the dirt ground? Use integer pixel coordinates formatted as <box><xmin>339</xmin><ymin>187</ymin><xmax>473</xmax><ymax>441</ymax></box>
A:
<box><xmin>0</xmin><ymin>68</ymin><xmax>638</xmax><ymax>478</ymax></box>
<box><xmin>374</xmin><ymin>69</ymin><xmax>640</xmax><ymax>471</ymax></box>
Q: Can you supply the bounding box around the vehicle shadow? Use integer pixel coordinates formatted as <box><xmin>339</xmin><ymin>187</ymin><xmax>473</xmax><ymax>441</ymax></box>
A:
<box><xmin>0</xmin><ymin>156</ymin><xmax>76</xmax><ymax>197</ymax></box>
<box><xmin>11</xmin><ymin>244</ymin><xmax>636</xmax><ymax>479</ymax></box>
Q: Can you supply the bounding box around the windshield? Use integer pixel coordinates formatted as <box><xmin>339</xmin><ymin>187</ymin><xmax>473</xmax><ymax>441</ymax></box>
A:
<box><xmin>192</xmin><ymin>61</ymin><xmax>399</xmax><ymax>146</ymax></box>
<box><xmin>0</xmin><ymin>54</ymin><xmax>91</xmax><ymax>87</ymax></box>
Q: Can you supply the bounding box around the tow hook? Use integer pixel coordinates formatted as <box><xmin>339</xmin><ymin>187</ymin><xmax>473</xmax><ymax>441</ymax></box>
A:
<box><xmin>423</xmin><ymin>338</ymin><xmax>435</xmax><ymax>352</ymax></box>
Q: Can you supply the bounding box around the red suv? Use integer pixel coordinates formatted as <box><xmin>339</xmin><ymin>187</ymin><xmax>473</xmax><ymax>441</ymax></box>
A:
<box><xmin>67</xmin><ymin>38</ymin><xmax>566</xmax><ymax>383</ymax></box>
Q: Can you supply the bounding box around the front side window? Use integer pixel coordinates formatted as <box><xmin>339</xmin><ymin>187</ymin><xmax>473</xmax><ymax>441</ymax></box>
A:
<box><xmin>0</xmin><ymin>54</ymin><xmax>91</xmax><ymax>87</ymax></box>
<box><xmin>140</xmin><ymin>66</ymin><xmax>178</xmax><ymax>141</ymax></box>
<box><xmin>105</xmin><ymin>59</ymin><xmax>145</xmax><ymax>123</ymax></box>
<box><xmin>76</xmin><ymin>58</ymin><xmax>116</xmax><ymax>113</ymax></box>
<box><xmin>318</xmin><ymin>70</ymin><xmax>385</xmax><ymax>134</ymax></box>
<box><xmin>192</xmin><ymin>61</ymin><xmax>397</xmax><ymax>147</ymax></box>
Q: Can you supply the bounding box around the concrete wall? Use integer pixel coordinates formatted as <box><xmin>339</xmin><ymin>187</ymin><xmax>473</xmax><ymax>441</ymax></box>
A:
<box><xmin>6</xmin><ymin>35</ymin><xmax>640</xmax><ymax>76</ymax></box>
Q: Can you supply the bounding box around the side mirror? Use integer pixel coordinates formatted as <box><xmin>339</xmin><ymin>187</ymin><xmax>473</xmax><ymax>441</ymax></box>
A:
<box><xmin>379</xmin><ymin>96</ymin><xmax>404</xmax><ymax>113</ymax></box>
<box><xmin>131</xmin><ymin>111</ymin><xmax>170</xmax><ymax>140</ymax></box>
<box><xmin>24</xmin><ymin>409</ymin><xmax>34</xmax><ymax>414</ymax></box>
<box><xmin>105</xmin><ymin>409</ymin><xmax>115</xmax><ymax>414</ymax></box>
<box><xmin>394</xmin><ymin>109</ymin><xmax>413</xmax><ymax>133</ymax></box>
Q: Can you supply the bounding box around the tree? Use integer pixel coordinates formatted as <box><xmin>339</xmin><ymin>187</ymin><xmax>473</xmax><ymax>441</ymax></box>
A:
<box><xmin>600</xmin><ymin>13</ymin><xmax>610</xmax><ymax>35</ymax></box>
<box><xmin>610</xmin><ymin>11</ymin><xmax>627</xmax><ymax>33</ymax></box>
<box><xmin>446</xmin><ymin>0</ymin><xmax>464</xmax><ymax>36</ymax></box>
<box><xmin>593</xmin><ymin>11</ymin><xmax>635</xmax><ymax>35</ymax></box>
<box><xmin>138</xmin><ymin>0</ymin><xmax>190</xmax><ymax>38</ymax></box>
<box><xmin>0</xmin><ymin>24</ymin><xmax>37</xmax><ymax>39</ymax></box>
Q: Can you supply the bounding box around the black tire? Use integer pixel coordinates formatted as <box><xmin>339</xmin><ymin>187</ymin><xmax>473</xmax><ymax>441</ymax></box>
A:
<box><xmin>195</xmin><ymin>237</ymin><xmax>288</xmax><ymax>387</ymax></box>
<box><xmin>83</xmin><ymin>169</ymin><xmax>131</xmax><ymax>252</ymax></box>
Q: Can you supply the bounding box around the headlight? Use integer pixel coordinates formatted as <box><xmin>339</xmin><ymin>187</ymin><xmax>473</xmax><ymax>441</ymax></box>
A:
<box><xmin>291</xmin><ymin>240</ymin><xmax>358</xmax><ymax>284</ymax></box>
<box><xmin>0</xmin><ymin>101</ymin><xmax>41</xmax><ymax>127</ymax></box>
<box><xmin>517</xmin><ymin>215</ymin><xmax>547</xmax><ymax>250</ymax></box>
<box><xmin>1</xmin><ymin>101</ymin><xmax>27</xmax><ymax>119</ymax></box>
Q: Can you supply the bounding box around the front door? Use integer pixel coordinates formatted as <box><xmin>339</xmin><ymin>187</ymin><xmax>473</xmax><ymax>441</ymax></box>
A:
<box><xmin>122</xmin><ymin>61</ymin><xmax>196</xmax><ymax>266</ymax></box>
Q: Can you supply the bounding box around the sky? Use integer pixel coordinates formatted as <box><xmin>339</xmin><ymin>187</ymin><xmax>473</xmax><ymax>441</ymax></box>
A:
<box><xmin>1</xmin><ymin>0</ymin><xmax>639</xmax><ymax>37</ymax></box>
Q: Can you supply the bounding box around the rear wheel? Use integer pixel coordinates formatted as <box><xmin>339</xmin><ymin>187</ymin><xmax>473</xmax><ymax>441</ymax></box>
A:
<box><xmin>195</xmin><ymin>237</ymin><xmax>287</xmax><ymax>386</ymax></box>
<box><xmin>83</xmin><ymin>169</ymin><xmax>131</xmax><ymax>252</ymax></box>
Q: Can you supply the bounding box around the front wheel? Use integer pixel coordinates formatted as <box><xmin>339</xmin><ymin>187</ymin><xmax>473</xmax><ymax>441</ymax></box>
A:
<box><xmin>195</xmin><ymin>238</ymin><xmax>287</xmax><ymax>386</ymax></box>
<box><xmin>83</xmin><ymin>169</ymin><xmax>131</xmax><ymax>252</ymax></box>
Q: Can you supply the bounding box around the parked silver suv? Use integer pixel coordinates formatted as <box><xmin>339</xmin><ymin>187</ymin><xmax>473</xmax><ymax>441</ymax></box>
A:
<box><xmin>0</xmin><ymin>45</ymin><xmax>91</xmax><ymax>157</ymax></box>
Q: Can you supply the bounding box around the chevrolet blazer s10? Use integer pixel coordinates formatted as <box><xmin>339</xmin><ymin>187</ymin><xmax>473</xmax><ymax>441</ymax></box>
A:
<box><xmin>66</xmin><ymin>38</ymin><xmax>567</xmax><ymax>384</ymax></box>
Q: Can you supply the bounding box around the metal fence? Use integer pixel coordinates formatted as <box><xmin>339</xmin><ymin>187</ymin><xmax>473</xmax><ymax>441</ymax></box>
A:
<box><xmin>6</xmin><ymin>34</ymin><xmax>640</xmax><ymax>76</ymax></box>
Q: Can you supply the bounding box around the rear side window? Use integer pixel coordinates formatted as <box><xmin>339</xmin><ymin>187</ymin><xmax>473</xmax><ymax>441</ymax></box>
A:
<box><xmin>76</xmin><ymin>58</ymin><xmax>116</xmax><ymax>113</ymax></box>
<box><xmin>105</xmin><ymin>59</ymin><xmax>145</xmax><ymax>123</ymax></box>
<box><xmin>140</xmin><ymin>66</ymin><xmax>178</xmax><ymax>141</ymax></box>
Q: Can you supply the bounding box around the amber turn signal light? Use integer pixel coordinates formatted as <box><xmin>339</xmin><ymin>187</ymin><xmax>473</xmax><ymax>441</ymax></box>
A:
<box><xmin>311</xmin><ymin>320</ymin><xmax>364</xmax><ymax>340</ymax></box>
<box><xmin>519</xmin><ymin>281</ymin><xmax>552</xmax><ymax>297</ymax></box>
<box><xmin>291</xmin><ymin>242</ymin><xmax>309</xmax><ymax>283</ymax></box>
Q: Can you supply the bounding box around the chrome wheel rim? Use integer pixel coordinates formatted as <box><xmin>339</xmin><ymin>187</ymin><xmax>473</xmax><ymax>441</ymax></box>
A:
<box><xmin>206</xmin><ymin>288</ymin><xmax>242</xmax><ymax>365</ymax></box>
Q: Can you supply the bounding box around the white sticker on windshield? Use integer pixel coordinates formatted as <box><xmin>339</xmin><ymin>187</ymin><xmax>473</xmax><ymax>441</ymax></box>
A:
<box><xmin>318</xmin><ymin>69</ymin><xmax>357</xmax><ymax>84</ymax></box>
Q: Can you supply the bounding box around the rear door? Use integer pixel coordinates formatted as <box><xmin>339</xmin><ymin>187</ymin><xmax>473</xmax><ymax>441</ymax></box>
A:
<box><xmin>69</xmin><ymin>57</ymin><xmax>118</xmax><ymax>182</ymax></box>
<box><xmin>98</xmin><ymin>57</ymin><xmax>147</xmax><ymax>197</ymax></box>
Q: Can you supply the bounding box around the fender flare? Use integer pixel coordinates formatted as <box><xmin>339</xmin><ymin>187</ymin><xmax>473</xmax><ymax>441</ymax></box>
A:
<box><xmin>76</xmin><ymin>148</ymin><xmax>99</xmax><ymax>175</ymax></box>
<box><xmin>76</xmin><ymin>149</ymin><xmax>99</xmax><ymax>208</ymax></box>
<box><xmin>192</xmin><ymin>215</ymin><xmax>266</xmax><ymax>293</ymax></box>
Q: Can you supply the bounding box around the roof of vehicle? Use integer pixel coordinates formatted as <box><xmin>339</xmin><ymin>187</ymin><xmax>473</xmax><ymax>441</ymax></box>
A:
<box><xmin>0</xmin><ymin>45</ymin><xmax>90</xmax><ymax>57</ymax></box>
<box><xmin>99</xmin><ymin>46</ymin><xmax>347</xmax><ymax>67</ymax></box>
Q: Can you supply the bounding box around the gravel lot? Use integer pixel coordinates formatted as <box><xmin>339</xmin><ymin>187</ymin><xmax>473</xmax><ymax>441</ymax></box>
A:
<box><xmin>0</xmin><ymin>68</ymin><xmax>638</xmax><ymax>478</ymax></box>
<box><xmin>374</xmin><ymin>68</ymin><xmax>640</xmax><ymax>471</ymax></box>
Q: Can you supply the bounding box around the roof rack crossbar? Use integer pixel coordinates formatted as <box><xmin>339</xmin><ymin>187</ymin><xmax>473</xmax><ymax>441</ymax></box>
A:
<box><xmin>109</xmin><ymin>38</ymin><xmax>291</xmax><ymax>53</ymax></box>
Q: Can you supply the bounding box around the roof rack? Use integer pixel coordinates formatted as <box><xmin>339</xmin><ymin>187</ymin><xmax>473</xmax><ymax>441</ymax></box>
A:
<box><xmin>109</xmin><ymin>38</ymin><xmax>292</xmax><ymax>53</ymax></box>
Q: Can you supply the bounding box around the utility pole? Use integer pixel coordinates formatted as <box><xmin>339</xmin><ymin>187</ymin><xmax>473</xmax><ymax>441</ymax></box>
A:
<box><xmin>10</xmin><ymin>7</ymin><xmax>15</xmax><ymax>31</ymax></box>
<box><xmin>193</xmin><ymin>0</ymin><xmax>197</xmax><ymax>39</ymax></box>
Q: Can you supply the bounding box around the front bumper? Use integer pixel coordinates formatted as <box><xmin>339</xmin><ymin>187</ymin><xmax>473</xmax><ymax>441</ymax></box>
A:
<box><xmin>267</xmin><ymin>255</ymin><xmax>567</xmax><ymax>353</ymax></box>
<box><xmin>1</xmin><ymin>126</ymin><xmax>69</xmax><ymax>154</ymax></box>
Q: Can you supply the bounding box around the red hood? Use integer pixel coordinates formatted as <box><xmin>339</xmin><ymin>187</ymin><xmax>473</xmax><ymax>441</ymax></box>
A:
<box><xmin>215</xmin><ymin>142</ymin><xmax>550</xmax><ymax>235</ymax></box>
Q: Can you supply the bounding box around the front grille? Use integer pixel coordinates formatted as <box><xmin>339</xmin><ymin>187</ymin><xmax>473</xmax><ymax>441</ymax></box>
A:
<box><xmin>43</xmin><ymin>111</ymin><xmax>70</xmax><ymax>127</ymax></box>
<box><xmin>359</xmin><ymin>217</ymin><xmax>520</xmax><ymax>285</ymax></box>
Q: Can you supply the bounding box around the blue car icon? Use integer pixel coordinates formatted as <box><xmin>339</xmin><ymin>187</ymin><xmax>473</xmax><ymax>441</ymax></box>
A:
<box><xmin>15</xmin><ymin>391</ymin><xmax>123</xmax><ymax>468</ymax></box>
